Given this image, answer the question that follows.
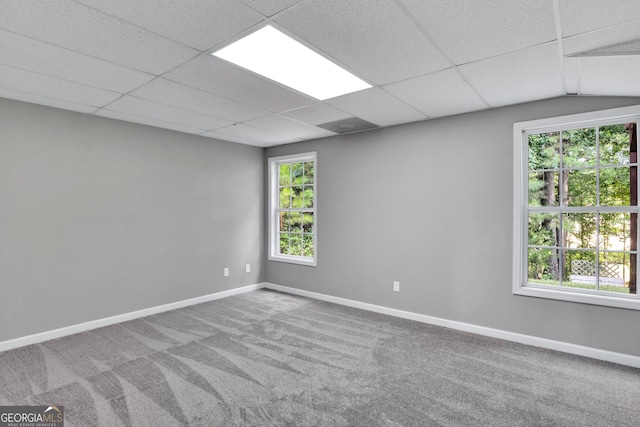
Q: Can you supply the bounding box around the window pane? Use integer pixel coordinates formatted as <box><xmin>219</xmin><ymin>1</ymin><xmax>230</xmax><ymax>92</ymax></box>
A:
<box><xmin>288</xmin><ymin>233</ymin><xmax>302</xmax><ymax>256</ymax></box>
<box><xmin>563</xmin><ymin>213</ymin><xmax>596</xmax><ymax>249</ymax></box>
<box><xmin>279</xmin><ymin>187</ymin><xmax>291</xmax><ymax>208</ymax></box>
<box><xmin>599</xmin><ymin>124</ymin><xmax>630</xmax><ymax>166</ymax></box>
<box><xmin>528</xmin><ymin>171</ymin><xmax>559</xmax><ymax>206</ymax></box>
<box><xmin>528</xmin><ymin>212</ymin><xmax>559</xmax><ymax>247</ymax></box>
<box><xmin>599</xmin><ymin>212</ymin><xmax>631</xmax><ymax>251</ymax></box>
<box><xmin>565</xmin><ymin>249</ymin><xmax>596</xmax><ymax>289</ymax></box>
<box><xmin>279</xmin><ymin>212</ymin><xmax>290</xmax><ymax>232</ymax></box>
<box><xmin>292</xmin><ymin>162</ymin><xmax>304</xmax><ymax>184</ymax></box>
<box><xmin>600</xmin><ymin>167</ymin><xmax>630</xmax><ymax>206</ymax></box>
<box><xmin>279</xmin><ymin>164</ymin><xmax>291</xmax><ymax>186</ymax></box>
<box><xmin>567</xmin><ymin>169</ymin><xmax>596</xmax><ymax>206</ymax></box>
<box><xmin>302</xmin><ymin>212</ymin><xmax>314</xmax><ymax>233</ymax></box>
<box><xmin>279</xmin><ymin>233</ymin><xmax>290</xmax><ymax>254</ymax></box>
<box><xmin>291</xmin><ymin>186</ymin><xmax>304</xmax><ymax>208</ymax></box>
<box><xmin>303</xmin><ymin>234</ymin><xmax>314</xmax><ymax>257</ymax></box>
<box><xmin>599</xmin><ymin>252</ymin><xmax>631</xmax><ymax>293</ymax></box>
<box><xmin>303</xmin><ymin>185</ymin><xmax>314</xmax><ymax>208</ymax></box>
<box><xmin>304</xmin><ymin>161</ymin><xmax>314</xmax><ymax>184</ymax></box>
<box><xmin>528</xmin><ymin>247</ymin><xmax>560</xmax><ymax>285</ymax></box>
<box><xmin>289</xmin><ymin>212</ymin><xmax>302</xmax><ymax>232</ymax></box>
<box><xmin>528</xmin><ymin>132</ymin><xmax>559</xmax><ymax>170</ymax></box>
<box><xmin>563</xmin><ymin>128</ymin><xmax>596</xmax><ymax>167</ymax></box>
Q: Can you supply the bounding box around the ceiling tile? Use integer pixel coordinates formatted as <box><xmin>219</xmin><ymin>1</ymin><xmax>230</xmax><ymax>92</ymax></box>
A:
<box><xmin>402</xmin><ymin>0</ymin><xmax>556</xmax><ymax>65</ymax></box>
<box><xmin>164</xmin><ymin>55</ymin><xmax>314</xmax><ymax>112</ymax></box>
<box><xmin>0</xmin><ymin>88</ymin><xmax>98</xmax><ymax>114</ymax></box>
<box><xmin>563</xmin><ymin>20</ymin><xmax>640</xmax><ymax>56</ymax></box>
<box><xmin>201</xmin><ymin>130</ymin><xmax>272</xmax><ymax>146</ymax></box>
<box><xmin>279</xmin><ymin>103</ymin><xmax>352</xmax><ymax>125</ymax></box>
<box><xmin>213</xmin><ymin>123</ymin><xmax>302</xmax><ymax>145</ymax></box>
<box><xmin>76</xmin><ymin>0</ymin><xmax>264</xmax><ymax>51</ymax></box>
<box><xmin>558</xmin><ymin>0</ymin><xmax>640</xmax><ymax>37</ymax></box>
<box><xmin>326</xmin><ymin>88</ymin><xmax>427</xmax><ymax>127</ymax></box>
<box><xmin>0</xmin><ymin>29</ymin><xmax>154</xmax><ymax>93</ymax></box>
<box><xmin>0</xmin><ymin>64</ymin><xmax>121</xmax><ymax>107</ymax></box>
<box><xmin>578</xmin><ymin>56</ymin><xmax>640</xmax><ymax>96</ymax></box>
<box><xmin>131</xmin><ymin>78</ymin><xmax>269</xmax><ymax>122</ymax></box>
<box><xmin>239</xmin><ymin>0</ymin><xmax>302</xmax><ymax>17</ymax></box>
<box><xmin>0</xmin><ymin>0</ymin><xmax>198</xmax><ymax>74</ymax></box>
<box><xmin>274</xmin><ymin>0</ymin><xmax>450</xmax><ymax>85</ymax></box>
<box><xmin>460</xmin><ymin>43</ymin><xmax>564</xmax><ymax>107</ymax></box>
<box><xmin>244</xmin><ymin>115</ymin><xmax>336</xmax><ymax>140</ymax></box>
<box><xmin>102</xmin><ymin>96</ymin><xmax>232</xmax><ymax>130</ymax></box>
<box><xmin>384</xmin><ymin>69</ymin><xmax>487</xmax><ymax>118</ymax></box>
<box><xmin>96</xmin><ymin>110</ymin><xmax>207</xmax><ymax>134</ymax></box>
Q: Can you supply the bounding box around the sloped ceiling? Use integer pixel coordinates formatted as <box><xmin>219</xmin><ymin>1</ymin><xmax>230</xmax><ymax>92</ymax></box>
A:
<box><xmin>1</xmin><ymin>0</ymin><xmax>639</xmax><ymax>147</ymax></box>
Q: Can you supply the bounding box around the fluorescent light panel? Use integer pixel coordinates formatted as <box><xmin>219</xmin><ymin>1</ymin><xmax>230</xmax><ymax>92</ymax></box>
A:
<box><xmin>213</xmin><ymin>25</ymin><xmax>371</xmax><ymax>100</ymax></box>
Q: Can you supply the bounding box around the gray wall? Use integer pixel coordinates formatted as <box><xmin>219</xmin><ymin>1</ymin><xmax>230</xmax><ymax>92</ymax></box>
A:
<box><xmin>0</xmin><ymin>99</ymin><xmax>264</xmax><ymax>342</ymax></box>
<box><xmin>266</xmin><ymin>96</ymin><xmax>640</xmax><ymax>357</ymax></box>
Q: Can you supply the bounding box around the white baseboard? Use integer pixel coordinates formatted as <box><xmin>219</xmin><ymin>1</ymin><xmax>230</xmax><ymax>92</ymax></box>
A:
<box><xmin>0</xmin><ymin>283</ymin><xmax>266</xmax><ymax>353</ymax></box>
<box><xmin>264</xmin><ymin>283</ymin><xmax>640</xmax><ymax>369</ymax></box>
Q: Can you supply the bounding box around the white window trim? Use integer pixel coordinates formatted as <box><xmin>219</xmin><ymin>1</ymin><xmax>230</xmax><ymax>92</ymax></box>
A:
<box><xmin>268</xmin><ymin>152</ymin><xmax>317</xmax><ymax>267</ymax></box>
<box><xmin>513</xmin><ymin>105</ymin><xmax>640</xmax><ymax>310</ymax></box>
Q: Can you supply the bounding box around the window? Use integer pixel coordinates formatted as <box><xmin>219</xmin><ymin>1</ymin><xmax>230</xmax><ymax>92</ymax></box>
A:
<box><xmin>513</xmin><ymin>105</ymin><xmax>640</xmax><ymax>310</ymax></box>
<box><xmin>268</xmin><ymin>152</ymin><xmax>316</xmax><ymax>266</ymax></box>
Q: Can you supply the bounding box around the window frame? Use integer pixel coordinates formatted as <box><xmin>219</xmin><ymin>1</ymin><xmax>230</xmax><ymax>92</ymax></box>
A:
<box><xmin>513</xmin><ymin>105</ymin><xmax>640</xmax><ymax>310</ymax></box>
<box><xmin>268</xmin><ymin>151</ymin><xmax>317</xmax><ymax>267</ymax></box>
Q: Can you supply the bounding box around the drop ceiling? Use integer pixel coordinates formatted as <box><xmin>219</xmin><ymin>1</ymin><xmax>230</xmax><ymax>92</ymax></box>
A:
<box><xmin>1</xmin><ymin>0</ymin><xmax>639</xmax><ymax>147</ymax></box>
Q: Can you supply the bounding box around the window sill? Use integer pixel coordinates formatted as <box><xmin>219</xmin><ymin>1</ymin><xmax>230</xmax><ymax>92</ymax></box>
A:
<box><xmin>268</xmin><ymin>254</ymin><xmax>317</xmax><ymax>267</ymax></box>
<box><xmin>514</xmin><ymin>285</ymin><xmax>640</xmax><ymax>310</ymax></box>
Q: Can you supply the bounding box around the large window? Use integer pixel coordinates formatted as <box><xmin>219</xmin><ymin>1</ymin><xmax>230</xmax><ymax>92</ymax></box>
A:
<box><xmin>513</xmin><ymin>106</ymin><xmax>640</xmax><ymax>309</ymax></box>
<box><xmin>268</xmin><ymin>152</ymin><xmax>316</xmax><ymax>266</ymax></box>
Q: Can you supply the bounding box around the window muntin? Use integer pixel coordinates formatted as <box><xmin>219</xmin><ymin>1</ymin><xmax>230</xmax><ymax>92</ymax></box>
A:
<box><xmin>514</xmin><ymin>106</ymin><xmax>640</xmax><ymax>309</ymax></box>
<box><xmin>269</xmin><ymin>152</ymin><xmax>316</xmax><ymax>266</ymax></box>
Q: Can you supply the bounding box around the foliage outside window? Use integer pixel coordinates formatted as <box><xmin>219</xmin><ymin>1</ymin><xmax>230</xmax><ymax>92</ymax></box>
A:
<box><xmin>514</xmin><ymin>106</ymin><xmax>640</xmax><ymax>310</ymax></box>
<box><xmin>268</xmin><ymin>152</ymin><xmax>316</xmax><ymax>266</ymax></box>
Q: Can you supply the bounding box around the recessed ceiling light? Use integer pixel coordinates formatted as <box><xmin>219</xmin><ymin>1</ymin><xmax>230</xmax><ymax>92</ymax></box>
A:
<box><xmin>212</xmin><ymin>25</ymin><xmax>371</xmax><ymax>100</ymax></box>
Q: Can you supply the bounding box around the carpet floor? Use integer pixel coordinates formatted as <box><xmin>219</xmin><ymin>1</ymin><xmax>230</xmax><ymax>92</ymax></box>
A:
<box><xmin>0</xmin><ymin>289</ymin><xmax>638</xmax><ymax>426</ymax></box>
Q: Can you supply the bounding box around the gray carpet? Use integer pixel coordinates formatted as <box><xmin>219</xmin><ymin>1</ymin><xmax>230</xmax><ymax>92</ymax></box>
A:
<box><xmin>0</xmin><ymin>289</ymin><xmax>638</xmax><ymax>426</ymax></box>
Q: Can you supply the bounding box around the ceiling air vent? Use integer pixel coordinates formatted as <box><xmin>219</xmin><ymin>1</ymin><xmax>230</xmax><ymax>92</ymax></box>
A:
<box><xmin>317</xmin><ymin>117</ymin><xmax>379</xmax><ymax>135</ymax></box>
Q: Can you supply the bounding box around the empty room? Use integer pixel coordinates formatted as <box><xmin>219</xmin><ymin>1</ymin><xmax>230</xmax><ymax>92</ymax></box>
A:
<box><xmin>1</xmin><ymin>1</ymin><xmax>639</xmax><ymax>426</ymax></box>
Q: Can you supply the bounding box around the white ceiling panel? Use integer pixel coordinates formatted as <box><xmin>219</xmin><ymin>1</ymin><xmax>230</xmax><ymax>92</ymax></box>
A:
<box><xmin>0</xmin><ymin>30</ymin><xmax>154</xmax><ymax>93</ymax></box>
<box><xmin>326</xmin><ymin>88</ymin><xmax>427</xmax><ymax>126</ymax></box>
<box><xmin>96</xmin><ymin>110</ymin><xmax>207</xmax><ymax>135</ymax></box>
<box><xmin>402</xmin><ymin>0</ymin><xmax>556</xmax><ymax>65</ymax></box>
<box><xmin>460</xmin><ymin>43</ymin><xmax>564</xmax><ymax>107</ymax></box>
<box><xmin>164</xmin><ymin>55</ymin><xmax>314</xmax><ymax>112</ymax></box>
<box><xmin>131</xmin><ymin>78</ymin><xmax>269</xmax><ymax>122</ymax></box>
<box><xmin>564</xmin><ymin>58</ymin><xmax>579</xmax><ymax>95</ymax></box>
<box><xmin>563</xmin><ymin>20</ymin><xmax>640</xmax><ymax>56</ymax></box>
<box><xmin>213</xmin><ymin>123</ymin><xmax>302</xmax><ymax>145</ymax></box>
<box><xmin>103</xmin><ymin>96</ymin><xmax>232</xmax><ymax>130</ymax></box>
<box><xmin>0</xmin><ymin>64</ymin><xmax>121</xmax><ymax>107</ymax></box>
<box><xmin>579</xmin><ymin>56</ymin><xmax>640</xmax><ymax>96</ymax></box>
<box><xmin>274</xmin><ymin>0</ymin><xmax>450</xmax><ymax>85</ymax></box>
<box><xmin>202</xmin><ymin>130</ymin><xmax>272</xmax><ymax>147</ymax></box>
<box><xmin>280</xmin><ymin>103</ymin><xmax>352</xmax><ymax>125</ymax></box>
<box><xmin>0</xmin><ymin>88</ymin><xmax>98</xmax><ymax>114</ymax></box>
<box><xmin>76</xmin><ymin>0</ymin><xmax>264</xmax><ymax>51</ymax></box>
<box><xmin>558</xmin><ymin>0</ymin><xmax>640</xmax><ymax>37</ymax></box>
<box><xmin>384</xmin><ymin>69</ymin><xmax>487</xmax><ymax>118</ymax></box>
<box><xmin>244</xmin><ymin>115</ymin><xmax>336</xmax><ymax>140</ymax></box>
<box><xmin>239</xmin><ymin>0</ymin><xmax>302</xmax><ymax>17</ymax></box>
<box><xmin>0</xmin><ymin>0</ymin><xmax>198</xmax><ymax>75</ymax></box>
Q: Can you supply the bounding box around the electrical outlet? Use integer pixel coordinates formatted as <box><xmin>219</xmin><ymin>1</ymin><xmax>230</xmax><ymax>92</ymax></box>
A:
<box><xmin>224</xmin><ymin>268</ymin><xmax>229</xmax><ymax>277</ymax></box>
<box><xmin>393</xmin><ymin>281</ymin><xmax>400</xmax><ymax>292</ymax></box>
<box><xmin>245</xmin><ymin>263</ymin><xmax>251</xmax><ymax>273</ymax></box>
